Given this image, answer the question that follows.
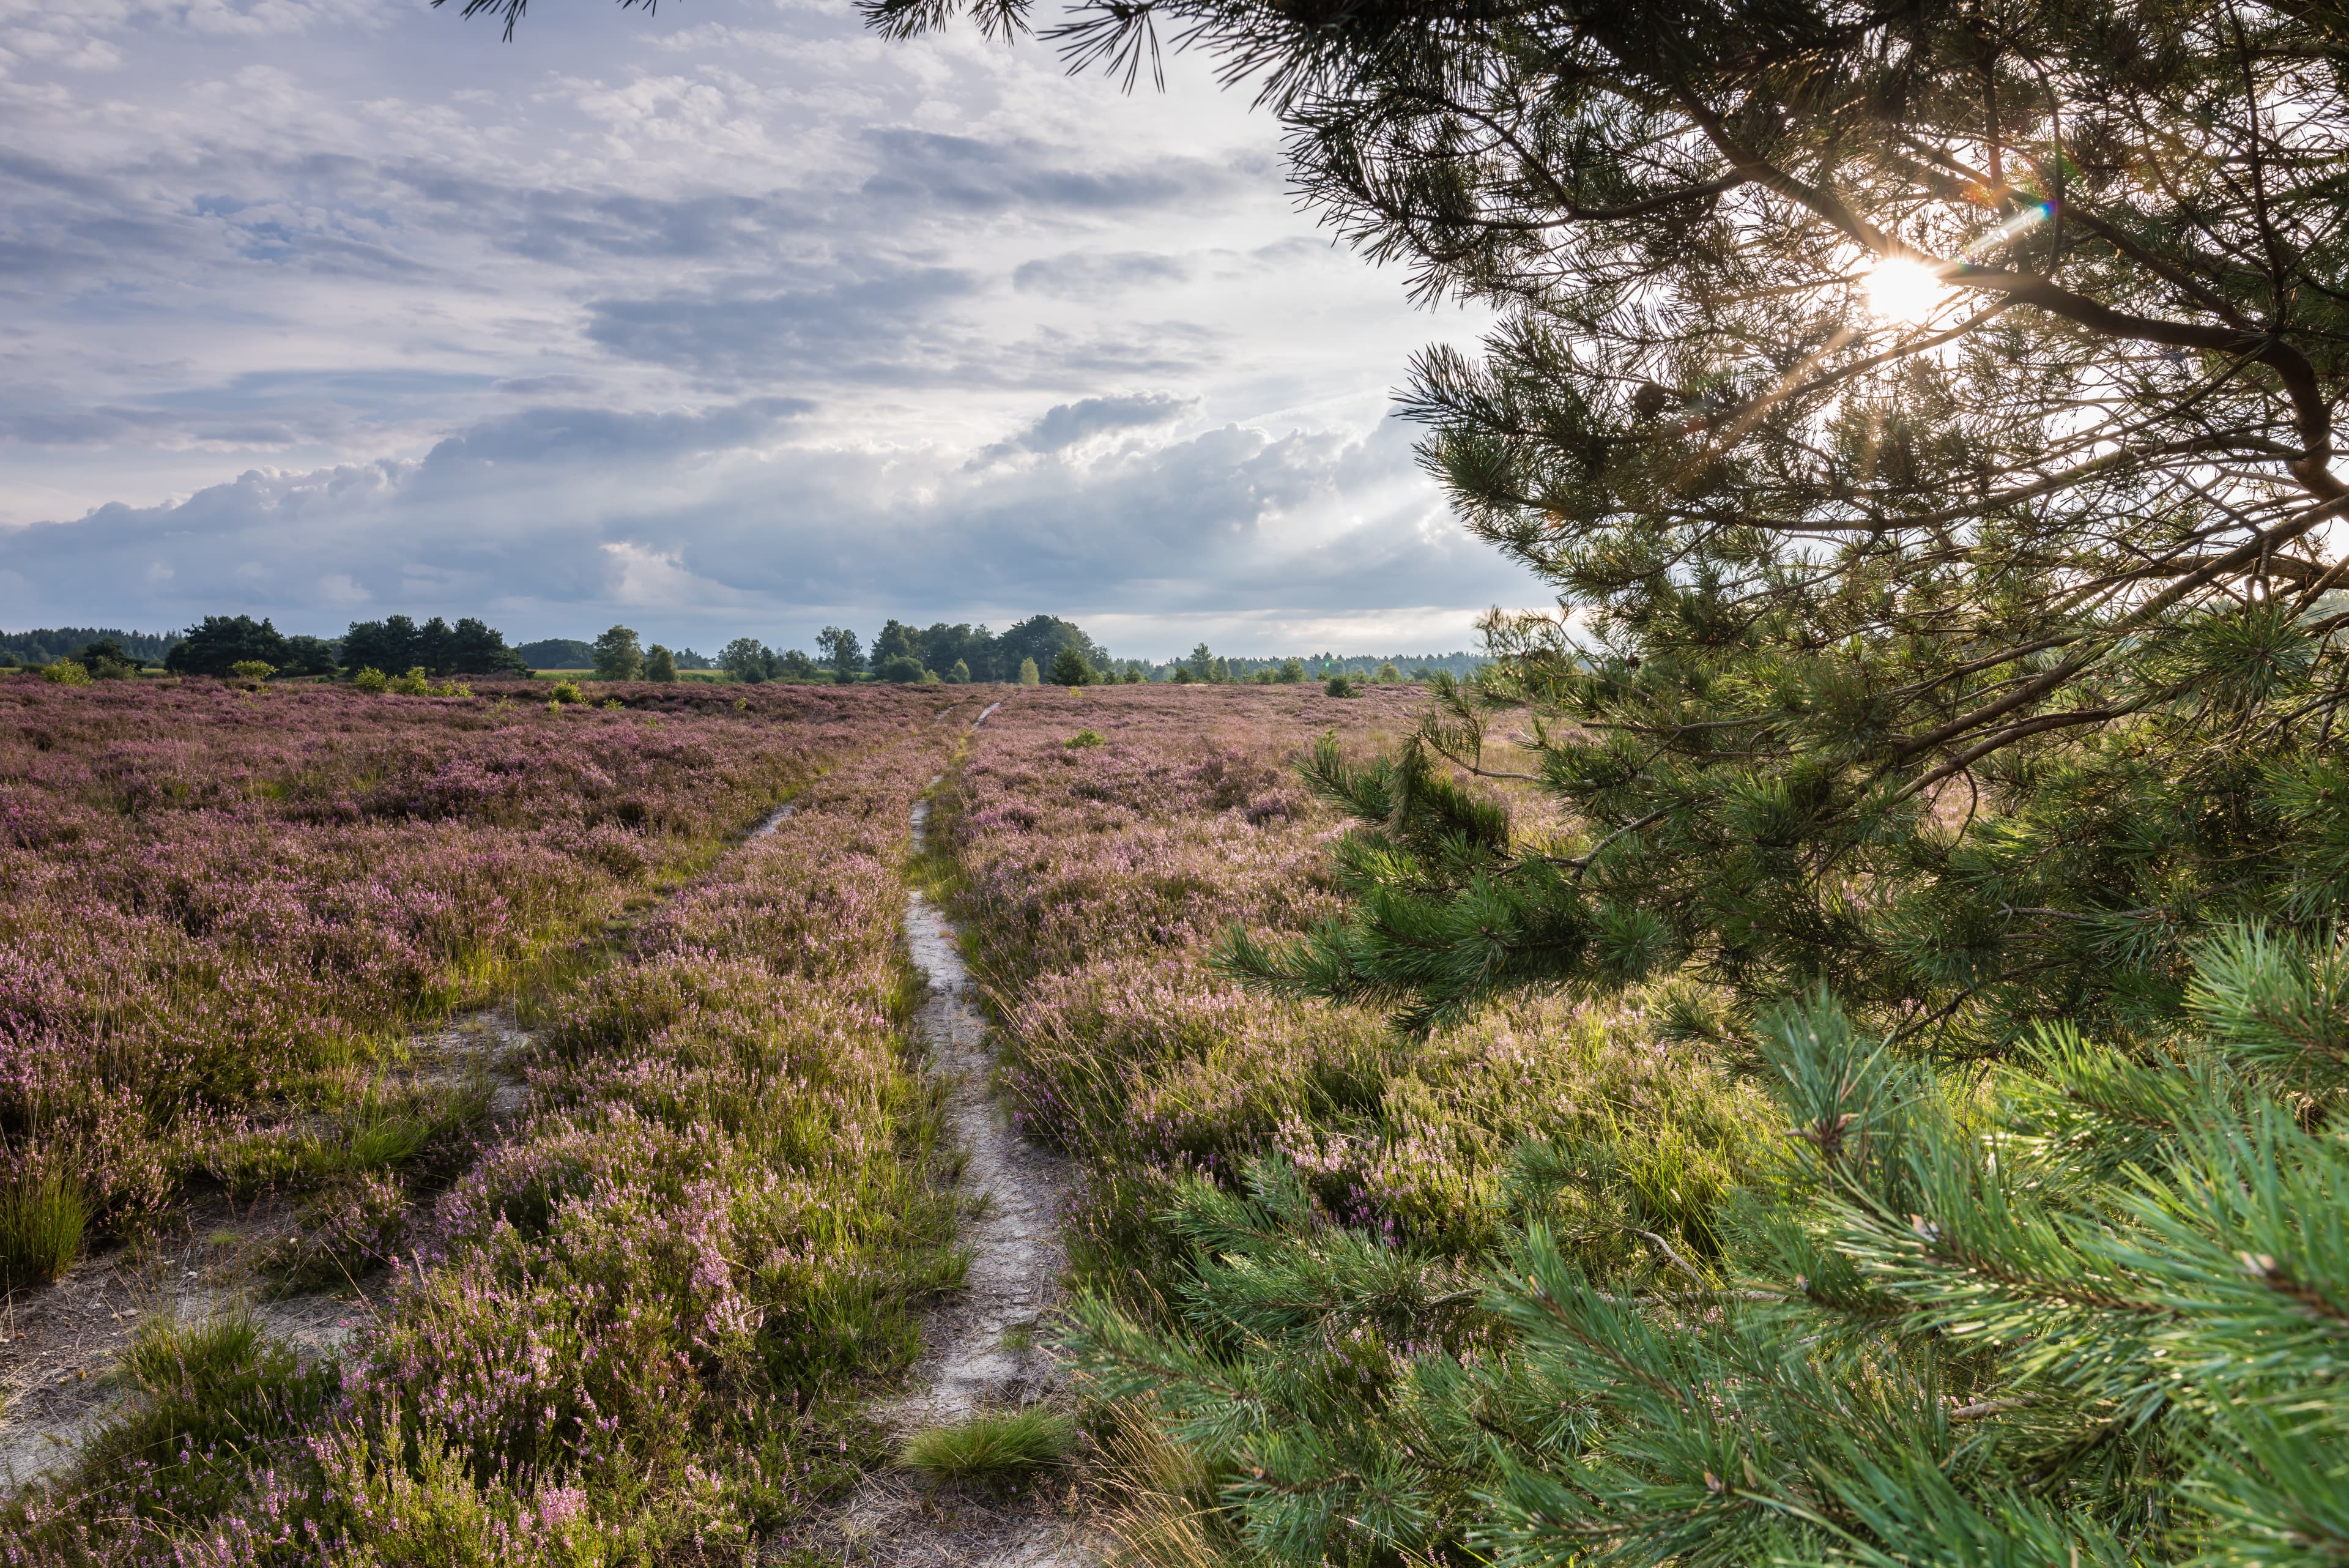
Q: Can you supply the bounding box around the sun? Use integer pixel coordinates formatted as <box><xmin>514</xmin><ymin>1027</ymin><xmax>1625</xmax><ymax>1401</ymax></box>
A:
<box><xmin>1864</xmin><ymin>258</ymin><xmax>1948</xmax><ymax>325</ymax></box>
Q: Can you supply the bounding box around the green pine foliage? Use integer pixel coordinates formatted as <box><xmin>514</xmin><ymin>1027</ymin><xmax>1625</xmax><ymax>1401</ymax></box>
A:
<box><xmin>1074</xmin><ymin>927</ymin><xmax>2349</xmax><ymax>1568</ymax></box>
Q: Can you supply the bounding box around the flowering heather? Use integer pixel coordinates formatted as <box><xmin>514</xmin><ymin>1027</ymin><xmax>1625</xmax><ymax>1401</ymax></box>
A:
<box><xmin>0</xmin><ymin>676</ymin><xmax>954</xmax><ymax>1244</ymax></box>
<box><xmin>937</xmin><ymin>684</ymin><xmax>1766</xmax><ymax>1281</ymax></box>
<box><xmin>7</xmin><ymin>682</ymin><xmax>983</xmax><ymax>1559</ymax></box>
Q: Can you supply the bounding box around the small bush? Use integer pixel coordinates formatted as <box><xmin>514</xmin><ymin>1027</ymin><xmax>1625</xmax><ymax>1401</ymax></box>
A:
<box><xmin>900</xmin><ymin>1408</ymin><xmax>1074</xmax><ymax>1488</ymax></box>
<box><xmin>388</xmin><ymin>666</ymin><xmax>431</xmax><ymax>696</ymax></box>
<box><xmin>229</xmin><ymin>660</ymin><xmax>276</xmax><ymax>682</ymax></box>
<box><xmin>550</xmin><ymin>680</ymin><xmax>584</xmax><ymax>704</ymax></box>
<box><xmin>352</xmin><ymin>666</ymin><xmax>390</xmax><ymax>693</ymax></box>
<box><xmin>1065</xmin><ymin>729</ymin><xmax>1105</xmax><ymax>749</ymax></box>
<box><xmin>42</xmin><ymin>660</ymin><xmax>91</xmax><ymax>686</ymax></box>
<box><xmin>1324</xmin><ymin>674</ymin><xmax>1356</xmax><ymax>697</ymax></box>
<box><xmin>877</xmin><ymin>653</ymin><xmax>926</xmax><ymax>684</ymax></box>
<box><xmin>0</xmin><ymin>1166</ymin><xmax>87</xmax><ymax>1286</ymax></box>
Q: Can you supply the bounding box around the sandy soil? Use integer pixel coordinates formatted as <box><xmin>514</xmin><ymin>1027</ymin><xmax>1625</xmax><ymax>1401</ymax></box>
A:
<box><xmin>820</xmin><ymin>707</ymin><xmax>1097</xmax><ymax>1567</ymax></box>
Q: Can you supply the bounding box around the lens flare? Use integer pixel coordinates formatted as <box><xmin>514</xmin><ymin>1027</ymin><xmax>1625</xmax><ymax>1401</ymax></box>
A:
<box><xmin>1865</xmin><ymin>258</ymin><xmax>1948</xmax><ymax>324</ymax></box>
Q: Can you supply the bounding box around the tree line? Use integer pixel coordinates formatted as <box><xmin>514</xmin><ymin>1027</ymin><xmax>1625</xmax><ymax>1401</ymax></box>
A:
<box><xmin>4</xmin><ymin>614</ymin><xmax>1480</xmax><ymax>686</ymax></box>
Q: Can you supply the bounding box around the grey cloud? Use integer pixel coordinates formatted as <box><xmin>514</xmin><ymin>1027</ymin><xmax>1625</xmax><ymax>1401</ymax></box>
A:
<box><xmin>584</xmin><ymin>267</ymin><xmax>984</xmax><ymax>384</ymax></box>
<box><xmin>1012</xmin><ymin>250</ymin><xmax>1192</xmax><ymax>297</ymax></box>
<box><xmin>412</xmin><ymin>398</ymin><xmax>814</xmax><ymax>478</ymax></box>
<box><xmin>2</xmin><ymin>400</ymin><xmax>1531</xmax><ymax>647</ymax></box>
<box><xmin>1011</xmin><ymin>393</ymin><xmax>1192</xmax><ymax>453</ymax></box>
<box><xmin>859</xmin><ymin>130</ymin><xmax>1229</xmax><ymax>215</ymax></box>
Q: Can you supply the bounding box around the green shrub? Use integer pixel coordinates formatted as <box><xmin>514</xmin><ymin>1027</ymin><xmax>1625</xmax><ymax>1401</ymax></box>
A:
<box><xmin>1323</xmin><ymin>674</ymin><xmax>1356</xmax><ymax>697</ymax></box>
<box><xmin>41</xmin><ymin>659</ymin><xmax>91</xmax><ymax>686</ymax></box>
<box><xmin>1065</xmin><ymin>729</ymin><xmax>1105</xmax><ymax>749</ymax></box>
<box><xmin>351</xmin><ymin>666</ymin><xmax>390</xmax><ymax>693</ymax></box>
<box><xmin>229</xmin><ymin>660</ymin><xmax>275</xmax><ymax>682</ymax></box>
<box><xmin>388</xmin><ymin>666</ymin><xmax>431</xmax><ymax>696</ymax></box>
<box><xmin>0</xmin><ymin>1167</ymin><xmax>87</xmax><ymax>1286</ymax></box>
<box><xmin>900</xmin><ymin>1408</ymin><xmax>1074</xmax><ymax>1488</ymax></box>
<box><xmin>549</xmin><ymin>679</ymin><xmax>583</xmax><ymax>704</ymax></box>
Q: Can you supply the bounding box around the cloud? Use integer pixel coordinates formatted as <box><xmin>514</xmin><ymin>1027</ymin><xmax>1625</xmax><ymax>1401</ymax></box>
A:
<box><xmin>980</xmin><ymin>392</ymin><xmax>1193</xmax><ymax>459</ymax></box>
<box><xmin>0</xmin><ymin>396</ymin><xmax>1536</xmax><ymax>653</ymax></box>
<box><xmin>0</xmin><ymin>0</ymin><xmax>1512</xmax><ymax>651</ymax></box>
<box><xmin>583</xmin><ymin>267</ymin><xmax>986</xmax><ymax>384</ymax></box>
<box><xmin>1012</xmin><ymin>250</ymin><xmax>1192</xmax><ymax>297</ymax></box>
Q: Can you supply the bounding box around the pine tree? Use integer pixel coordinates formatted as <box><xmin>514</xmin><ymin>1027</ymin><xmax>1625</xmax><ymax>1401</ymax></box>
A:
<box><xmin>1074</xmin><ymin>927</ymin><xmax>2349</xmax><ymax>1568</ymax></box>
<box><xmin>852</xmin><ymin>0</ymin><xmax>2349</xmax><ymax>1050</ymax></box>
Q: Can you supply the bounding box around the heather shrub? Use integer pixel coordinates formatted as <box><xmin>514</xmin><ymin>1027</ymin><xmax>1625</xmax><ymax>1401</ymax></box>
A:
<box><xmin>262</xmin><ymin>1170</ymin><xmax>410</xmax><ymax>1290</ymax></box>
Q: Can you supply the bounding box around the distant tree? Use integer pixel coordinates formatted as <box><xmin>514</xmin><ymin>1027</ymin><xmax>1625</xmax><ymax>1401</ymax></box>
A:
<box><xmin>947</xmin><ymin>659</ymin><xmax>971</xmax><ymax>684</ymax></box>
<box><xmin>671</xmin><ymin>647</ymin><xmax>715</xmax><ymax>671</ymax></box>
<box><xmin>1170</xmin><ymin>667</ymin><xmax>1196</xmax><ymax>685</ymax></box>
<box><xmin>514</xmin><ymin>637</ymin><xmax>597</xmax><ymax>671</ymax></box>
<box><xmin>279</xmin><ymin>636</ymin><xmax>341</xmax><ymax>677</ymax></box>
<box><xmin>3</xmin><ymin>627</ymin><xmax>179</xmax><ymax>667</ymax></box>
<box><xmin>1048</xmin><ymin>646</ymin><xmax>1095</xmax><ymax>686</ymax></box>
<box><xmin>778</xmin><ymin>648</ymin><xmax>817</xmax><ymax>681</ymax></box>
<box><xmin>918</xmin><ymin>622</ymin><xmax>995</xmax><ymax>682</ymax></box>
<box><xmin>876</xmin><ymin>653</ymin><xmax>925</xmax><ymax>684</ymax></box>
<box><xmin>165</xmin><ymin>615</ymin><xmax>290</xmax><ymax>678</ymax></box>
<box><xmin>719</xmin><ymin>637</ymin><xmax>771</xmax><ymax>683</ymax></box>
<box><xmin>1184</xmin><ymin>642</ymin><xmax>1217</xmax><ymax>683</ymax></box>
<box><xmin>871</xmin><ymin>620</ymin><xmax>920</xmax><ymax>664</ymax></box>
<box><xmin>591</xmin><ymin>625</ymin><xmax>644</xmax><ymax>682</ymax></box>
<box><xmin>816</xmin><ymin>626</ymin><xmax>863</xmax><ymax>680</ymax></box>
<box><xmin>340</xmin><ymin>616</ymin><xmax>423</xmax><ymax>677</ymax></box>
<box><xmin>1277</xmin><ymin>658</ymin><xmax>1306</xmax><ymax>684</ymax></box>
<box><xmin>998</xmin><ymin>615</ymin><xmax>1107</xmax><ymax>680</ymax></box>
<box><xmin>72</xmin><ymin>637</ymin><xmax>140</xmax><ymax>672</ymax></box>
<box><xmin>443</xmin><ymin>617</ymin><xmax>529</xmax><ymax>676</ymax></box>
<box><xmin>1017</xmin><ymin>656</ymin><xmax>1041</xmax><ymax>686</ymax></box>
<box><xmin>644</xmin><ymin>645</ymin><xmax>678</xmax><ymax>683</ymax></box>
<box><xmin>1324</xmin><ymin>675</ymin><xmax>1356</xmax><ymax>699</ymax></box>
<box><xmin>1122</xmin><ymin>667</ymin><xmax>1143</xmax><ymax>684</ymax></box>
<box><xmin>1374</xmin><ymin>662</ymin><xmax>1401</xmax><ymax>683</ymax></box>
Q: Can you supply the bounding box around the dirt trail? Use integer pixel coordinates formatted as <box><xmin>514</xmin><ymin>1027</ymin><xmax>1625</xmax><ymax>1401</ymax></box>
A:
<box><xmin>828</xmin><ymin>699</ymin><xmax>1093</xmax><ymax>1567</ymax></box>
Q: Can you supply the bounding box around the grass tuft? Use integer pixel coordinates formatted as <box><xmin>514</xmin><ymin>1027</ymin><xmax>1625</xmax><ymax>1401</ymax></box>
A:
<box><xmin>0</xmin><ymin>1166</ymin><xmax>87</xmax><ymax>1287</ymax></box>
<box><xmin>900</xmin><ymin>1408</ymin><xmax>1075</xmax><ymax>1487</ymax></box>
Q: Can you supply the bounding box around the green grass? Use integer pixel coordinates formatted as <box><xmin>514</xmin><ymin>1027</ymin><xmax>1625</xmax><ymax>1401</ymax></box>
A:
<box><xmin>0</xmin><ymin>1167</ymin><xmax>87</xmax><ymax>1287</ymax></box>
<box><xmin>900</xmin><ymin>1408</ymin><xmax>1075</xmax><ymax>1488</ymax></box>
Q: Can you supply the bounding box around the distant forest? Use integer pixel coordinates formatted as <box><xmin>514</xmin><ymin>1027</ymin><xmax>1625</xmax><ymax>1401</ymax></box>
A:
<box><xmin>1</xmin><ymin>614</ymin><xmax>1490</xmax><ymax>683</ymax></box>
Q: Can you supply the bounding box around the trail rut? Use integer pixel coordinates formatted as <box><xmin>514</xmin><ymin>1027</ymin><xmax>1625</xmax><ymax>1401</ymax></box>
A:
<box><xmin>825</xmin><ymin>699</ymin><xmax>1094</xmax><ymax>1567</ymax></box>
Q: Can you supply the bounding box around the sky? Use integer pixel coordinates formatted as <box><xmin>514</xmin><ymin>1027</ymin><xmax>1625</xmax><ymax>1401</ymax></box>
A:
<box><xmin>0</xmin><ymin>0</ymin><xmax>1546</xmax><ymax>660</ymax></box>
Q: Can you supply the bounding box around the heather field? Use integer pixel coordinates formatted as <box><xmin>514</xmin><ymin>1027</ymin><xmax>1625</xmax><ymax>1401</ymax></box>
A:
<box><xmin>932</xmin><ymin>686</ymin><xmax>1770</xmax><ymax>1560</ymax></box>
<box><xmin>1</xmin><ymin>676</ymin><xmax>981</xmax><ymax>1559</ymax></box>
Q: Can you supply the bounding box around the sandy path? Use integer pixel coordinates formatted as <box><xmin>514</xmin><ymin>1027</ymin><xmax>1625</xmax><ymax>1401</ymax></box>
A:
<box><xmin>826</xmin><ymin>699</ymin><xmax>1093</xmax><ymax>1567</ymax></box>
